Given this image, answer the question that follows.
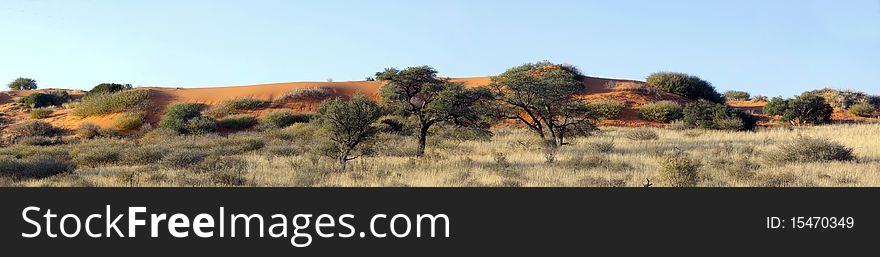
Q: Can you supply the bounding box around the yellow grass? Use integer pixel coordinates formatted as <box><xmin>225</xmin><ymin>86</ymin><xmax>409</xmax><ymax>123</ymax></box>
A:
<box><xmin>12</xmin><ymin>123</ymin><xmax>880</xmax><ymax>187</ymax></box>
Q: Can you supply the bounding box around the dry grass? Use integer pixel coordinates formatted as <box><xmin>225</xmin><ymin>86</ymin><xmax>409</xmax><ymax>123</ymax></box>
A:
<box><xmin>7</xmin><ymin>123</ymin><xmax>880</xmax><ymax>187</ymax></box>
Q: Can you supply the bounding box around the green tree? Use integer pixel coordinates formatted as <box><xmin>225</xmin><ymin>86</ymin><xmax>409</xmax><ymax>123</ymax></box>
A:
<box><xmin>781</xmin><ymin>93</ymin><xmax>833</xmax><ymax>126</ymax></box>
<box><xmin>8</xmin><ymin>77</ymin><xmax>37</xmax><ymax>90</ymax></box>
<box><xmin>318</xmin><ymin>94</ymin><xmax>383</xmax><ymax>171</ymax></box>
<box><xmin>762</xmin><ymin>97</ymin><xmax>788</xmax><ymax>116</ymax></box>
<box><xmin>376</xmin><ymin>66</ymin><xmax>493</xmax><ymax>156</ymax></box>
<box><xmin>487</xmin><ymin>61</ymin><xmax>597</xmax><ymax>146</ymax></box>
<box><xmin>646</xmin><ymin>72</ymin><xmax>724</xmax><ymax>103</ymax></box>
<box><xmin>86</xmin><ymin>83</ymin><xmax>132</xmax><ymax>97</ymax></box>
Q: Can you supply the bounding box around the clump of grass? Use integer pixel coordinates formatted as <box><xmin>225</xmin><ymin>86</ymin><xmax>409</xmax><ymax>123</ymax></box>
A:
<box><xmin>73</xmin><ymin>89</ymin><xmax>151</xmax><ymax>117</ymax></box>
<box><xmin>585</xmin><ymin>141</ymin><xmax>615</xmax><ymax>153</ymax></box>
<box><xmin>119</xmin><ymin>145</ymin><xmax>168</xmax><ymax>166</ymax></box>
<box><xmin>114</xmin><ymin>112</ymin><xmax>145</xmax><ymax>131</ymax></box>
<box><xmin>218</xmin><ymin>114</ymin><xmax>258</xmax><ymax>129</ymax></box>
<box><xmin>29</xmin><ymin>107</ymin><xmax>55</xmax><ymax>119</ymax></box>
<box><xmin>657</xmin><ymin>150</ymin><xmax>701</xmax><ymax>187</ymax></box>
<box><xmin>767</xmin><ymin>137</ymin><xmax>855</xmax><ymax>163</ymax></box>
<box><xmin>624</xmin><ymin>128</ymin><xmax>659</xmax><ymax>141</ymax></box>
<box><xmin>206</xmin><ymin>98</ymin><xmax>266</xmax><ymax>117</ymax></box>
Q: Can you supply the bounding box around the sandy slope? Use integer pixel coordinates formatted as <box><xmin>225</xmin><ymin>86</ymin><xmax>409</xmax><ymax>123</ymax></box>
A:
<box><xmin>0</xmin><ymin>76</ymin><xmax>719</xmax><ymax>135</ymax></box>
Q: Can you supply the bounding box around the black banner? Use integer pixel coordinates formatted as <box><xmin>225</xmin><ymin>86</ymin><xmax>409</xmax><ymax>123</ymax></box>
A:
<box><xmin>1</xmin><ymin>188</ymin><xmax>876</xmax><ymax>255</ymax></box>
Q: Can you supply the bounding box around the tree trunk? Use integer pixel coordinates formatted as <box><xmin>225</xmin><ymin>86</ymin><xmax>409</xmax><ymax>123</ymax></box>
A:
<box><xmin>417</xmin><ymin>125</ymin><xmax>429</xmax><ymax>157</ymax></box>
<box><xmin>337</xmin><ymin>156</ymin><xmax>347</xmax><ymax>172</ymax></box>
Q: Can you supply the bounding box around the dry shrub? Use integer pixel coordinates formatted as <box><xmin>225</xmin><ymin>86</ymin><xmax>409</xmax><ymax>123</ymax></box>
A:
<box><xmin>657</xmin><ymin>150</ymin><xmax>701</xmax><ymax>187</ymax></box>
<box><xmin>624</xmin><ymin>128</ymin><xmax>659</xmax><ymax>141</ymax></box>
<box><xmin>768</xmin><ymin>137</ymin><xmax>854</xmax><ymax>163</ymax></box>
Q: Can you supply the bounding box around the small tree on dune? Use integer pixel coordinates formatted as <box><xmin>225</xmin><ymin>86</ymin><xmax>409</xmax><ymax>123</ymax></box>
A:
<box><xmin>8</xmin><ymin>77</ymin><xmax>38</xmax><ymax>90</ymax></box>
<box><xmin>487</xmin><ymin>61</ymin><xmax>598</xmax><ymax>147</ymax></box>
<box><xmin>318</xmin><ymin>94</ymin><xmax>383</xmax><ymax>171</ymax></box>
<box><xmin>376</xmin><ymin>66</ymin><xmax>494</xmax><ymax>157</ymax></box>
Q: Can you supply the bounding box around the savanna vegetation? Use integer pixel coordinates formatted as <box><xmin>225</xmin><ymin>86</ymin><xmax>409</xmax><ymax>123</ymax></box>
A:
<box><xmin>1</xmin><ymin>64</ymin><xmax>878</xmax><ymax>187</ymax></box>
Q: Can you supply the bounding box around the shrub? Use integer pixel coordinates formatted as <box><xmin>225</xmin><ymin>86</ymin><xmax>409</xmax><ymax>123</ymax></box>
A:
<box><xmin>86</xmin><ymin>83</ymin><xmax>132</xmax><ymax>98</ymax></box>
<box><xmin>762</xmin><ymin>97</ymin><xmax>788</xmax><ymax>116</ymax></box>
<box><xmin>823</xmin><ymin>89</ymin><xmax>869</xmax><ymax>109</ymax></box>
<box><xmin>263</xmin><ymin>144</ymin><xmax>303</xmax><ymax>157</ymax></box>
<box><xmin>638</xmin><ymin>101</ymin><xmax>683</xmax><ymax>122</ymax></box>
<box><xmin>752</xmin><ymin>95</ymin><xmax>768</xmax><ymax>102</ymax></box>
<box><xmin>29</xmin><ymin>107</ymin><xmax>54</xmax><ymax>119</ymax></box>
<box><xmin>376</xmin><ymin>116</ymin><xmax>414</xmax><ymax>135</ymax></box>
<box><xmin>72</xmin><ymin>146</ymin><xmax>124</xmax><ymax>167</ymax></box>
<box><xmin>848</xmin><ymin>103</ymin><xmax>875</xmax><ymax>117</ymax></box>
<box><xmin>184</xmin><ymin>116</ymin><xmax>218</xmax><ymax>135</ymax></box>
<box><xmin>206</xmin><ymin>98</ymin><xmax>266</xmax><ymax>117</ymax></box>
<box><xmin>11</xmin><ymin>120</ymin><xmax>61</xmax><ymax>137</ymax></box>
<box><xmin>260</xmin><ymin>110</ymin><xmax>312</xmax><ymax>129</ymax></box>
<box><xmin>8</xmin><ymin>77</ymin><xmax>37</xmax><ymax>90</ymax></box>
<box><xmin>624</xmin><ymin>128</ymin><xmax>659</xmax><ymax>141</ymax></box>
<box><xmin>119</xmin><ymin>145</ymin><xmax>168</xmax><ymax>166</ymax></box>
<box><xmin>682</xmin><ymin>101</ymin><xmax>756</xmax><ymax>131</ymax></box>
<box><xmin>160</xmin><ymin>149</ymin><xmax>208</xmax><ymax>169</ymax></box>
<box><xmin>723</xmin><ymin>90</ymin><xmax>751</xmax><ymax>101</ymax></box>
<box><xmin>114</xmin><ymin>112</ymin><xmax>145</xmax><ymax>131</ymax></box>
<box><xmin>768</xmin><ymin>137</ymin><xmax>854</xmax><ymax>163</ymax></box>
<box><xmin>646</xmin><ymin>72</ymin><xmax>724</xmax><ymax>103</ymax></box>
<box><xmin>868</xmin><ymin>95</ymin><xmax>880</xmax><ymax>109</ymax></box>
<box><xmin>18</xmin><ymin>92</ymin><xmax>66</xmax><ymax>108</ymax></box>
<box><xmin>0</xmin><ymin>156</ymin><xmax>72</xmax><ymax>179</ymax></box>
<box><xmin>275</xmin><ymin>88</ymin><xmax>333</xmax><ymax>102</ymax></box>
<box><xmin>780</xmin><ymin>93</ymin><xmax>832</xmax><ymax>125</ymax></box>
<box><xmin>587</xmin><ymin>100</ymin><xmax>625</xmax><ymax>120</ymax></box>
<box><xmin>73</xmin><ymin>89</ymin><xmax>151</xmax><ymax>117</ymax></box>
<box><xmin>218</xmin><ymin>114</ymin><xmax>258</xmax><ymax>129</ymax></box>
<box><xmin>657</xmin><ymin>150</ymin><xmax>701</xmax><ymax>187</ymax></box>
<box><xmin>76</xmin><ymin>122</ymin><xmax>103</xmax><ymax>139</ymax></box>
<box><xmin>159</xmin><ymin>103</ymin><xmax>216</xmax><ymax>134</ymax></box>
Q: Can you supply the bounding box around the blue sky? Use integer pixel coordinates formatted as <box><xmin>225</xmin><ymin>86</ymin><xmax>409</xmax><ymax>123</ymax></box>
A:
<box><xmin>1</xmin><ymin>0</ymin><xmax>878</xmax><ymax>96</ymax></box>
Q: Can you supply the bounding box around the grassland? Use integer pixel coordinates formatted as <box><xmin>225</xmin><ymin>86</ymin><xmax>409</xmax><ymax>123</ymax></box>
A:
<box><xmin>2</xmin><ymin>123</ymin><xmax>877</xmax><ymax>187</ymax></box>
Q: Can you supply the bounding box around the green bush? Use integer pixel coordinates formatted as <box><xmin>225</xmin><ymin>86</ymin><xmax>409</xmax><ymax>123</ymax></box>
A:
<box><xmin>376</xmin><ymin>116</ymin><xmax>413</xmax><ymax>135</ymax></box>
<box><xmin>260</xmin><ymin>110</ymin><xmax>313</xmax><ymax>129</ymax></box>
<box><xmin>682</xmin><ymin>101</ymin><xmax>757</xmax><ymax>131</ymax></box>
<box><xmin>780</xmin><ymin>93</ymin><xmax>833</xmax><ymax>125</ymax></box>
<box><xmin>657</xmin><ymin>151</ymin><xmax>701</xmax><ymax>187</ymax></box>
<box><xmin>723</xmin><ymin>90</ymin><xmax>751</xmax><ymax>101</ymax></box>
<box><xmin>114</xmin><ymin>112</ymin><xmax>145</xmax><ymax>131</ymax></box>
<box><xmin>86</xmin><ymin>83</ymin><xmax>132</xmax><ymax>98</ymax></box>
<box><xmin>73</xmin><ymin>89</ymin><xmax>151</xmax><ymax>117</ymax></box>
<box><xmin>10</xmin><ymin>120</ymin><xmax>61</xmax><ymax>137</ymax></box>
<box><xmin>762</xmin><ymin>97</ymin><xmax>788</xmax><ymax>116</ymax></box>
<box><xmin>206</xmin><ymin>98</ymin><xmax>266</xmax><ymax>117</ymax></box>
<box><xmin>159</xmin><ymin>103</ymin><xmax>216</xmax><ymax>134</ymax></box>
<box><xmin>646</xmin><ymin>72</ymin><xmax>724</xmax><ymax>103</ymax></box>
<box><xmin>184</xmin><ymin>116</ymin><xmax>218</xmax><ymax>135</ymax></box>
<box><xmin>587</xmin><ymin>100</ymin><xmax>625</xmax><ymax>120</ymax></box>
<box><xmin>823</xmin><ymin>89</ymin><xmax>869</xmax><ymax>109</ymax></box>
<box><xmin>768</xmin><ymin>137</ymin><xmax>854</xmax><ymax>163</ymax></box>
<box><xmin>218</xmin><ymin>114</ymin><xmax>258</xmax><ymax>129</ymax></box>
<box><xmin>8</xmin><ymin>77</ymin><xmax>37</xmax><ymax>90</ymax></box>
<box><xmin>18</xmin><ymin>92</ymin><xmax>66</xmax><ymax>108</ymax></box>
<box><xmin>275</xmin><ymin>88</ymin><xmax>333</xmax><ymax>102</ymax></box>
<box><xmin>29</xmin><ymin>107</ymin><xmax>54</xmax><ymax>119</ymax></box>
<box><xmin>849</xmin><ymin>103</ymin><xmax>875</xmax><ymax>117</ymax></box>
<box><xmin>638</xmin><ymin>101</ymin><xmax>683</xmax><ymax>122</ymax></box>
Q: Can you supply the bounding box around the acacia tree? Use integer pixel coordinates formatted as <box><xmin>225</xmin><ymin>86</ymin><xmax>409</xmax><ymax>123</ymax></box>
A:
<box><xmin>376</xmin><ymin>66</ymin><xmax>493</xmax><ymax>157</ymax></box>
<box><xmin>487</xmin><ymin>61</ymin><xmax>597</xmax><ymax>146</ymax></box>
<box><xmin>318</xmin><ymin>94</ymin><xmax>383</xmax><ymax>171</ymax></box>
<box><xmin>8</xmin><ymin>77</ymin><xmax>37</xmax><ymax>90</ymax></box>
